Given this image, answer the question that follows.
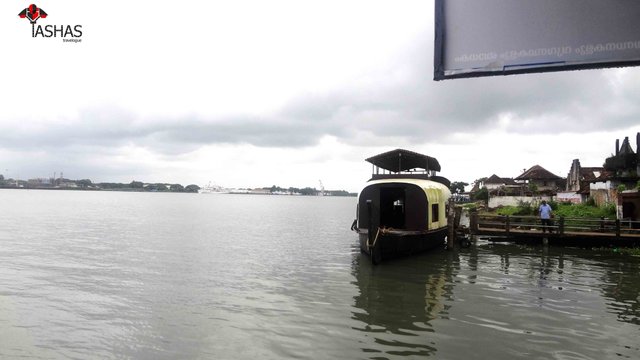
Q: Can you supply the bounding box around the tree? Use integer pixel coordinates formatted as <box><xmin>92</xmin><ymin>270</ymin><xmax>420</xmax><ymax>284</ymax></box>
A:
<box><xmin>130</xmin><ymin>181</ymin><xmax>144</xmax><ymax>189</ymax></box>
<box><xmin>450</xmin><ymin>181</ymin><xmax>469</xmax><ymax>194</ymax></box>
<box><xmin>299</xmin><ymin>187</ymin><xmax>317</xmax><ymax>196</ymax></box>
<box><xmin>170</xmin><ymin>184</ymin><xmax>184</xmax><ymax>192</ymax></box>
<box><xmin>473</xmin><ymin>187</ymin><xmax>488</xmax><ymax>201</ymax></box>
<box><xmin>185</xmin><ymin>184</ymin><xmax>200</xmax><ymax>193</ymax></box>
<box><xmin>98</xmin><ymin>182</ymin><xmax>126</xmax><ymax>189</ymax></box>
<box><xmin>76</xmin><ymin>179</ymin><xmax>92</xmax><ymax>188</ymax></box>
<box><xmin>473</xmin><ymin>177</ymin><xmax>487</xmax><ymax>186</ymax></box>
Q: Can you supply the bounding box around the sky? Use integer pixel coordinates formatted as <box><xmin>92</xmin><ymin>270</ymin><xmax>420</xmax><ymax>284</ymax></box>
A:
<box><xmin>2</xmin><ymin>1</ymin><xmax>640</xmax><ymax>193</ymax></box>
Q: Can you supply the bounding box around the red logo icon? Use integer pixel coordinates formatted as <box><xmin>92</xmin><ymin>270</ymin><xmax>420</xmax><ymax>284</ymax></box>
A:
<box><xmin>18</xmin><ymin>4</ymin><xmax>47</xmax><ymax>24</ymax></box>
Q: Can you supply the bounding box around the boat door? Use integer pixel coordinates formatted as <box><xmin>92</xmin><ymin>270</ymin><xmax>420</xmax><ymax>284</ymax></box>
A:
<box><xmin>380</xmin><ymin>187</ymin><xmax>406</xmax><ymax>229</ymax></box>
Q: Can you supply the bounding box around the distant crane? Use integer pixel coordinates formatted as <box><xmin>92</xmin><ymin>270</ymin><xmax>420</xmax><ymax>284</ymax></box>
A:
<box><xmin>318</xmin><ymin>180</ymin><xmax>325</xmax><ymax>196</ymax></box>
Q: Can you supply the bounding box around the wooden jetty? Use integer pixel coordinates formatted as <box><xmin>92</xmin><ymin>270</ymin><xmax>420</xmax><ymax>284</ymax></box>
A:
<box><xmin>468</xmin><ymin>211</ymin><xmax>640</xmax><ymax>247</ymax></box>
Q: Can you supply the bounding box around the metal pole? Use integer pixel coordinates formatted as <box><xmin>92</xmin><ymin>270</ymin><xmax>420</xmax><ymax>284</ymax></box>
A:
<box><xmin>367</xmin><ymin>200</ymin><xmax>373</xmax><ymax>246</ymax></box>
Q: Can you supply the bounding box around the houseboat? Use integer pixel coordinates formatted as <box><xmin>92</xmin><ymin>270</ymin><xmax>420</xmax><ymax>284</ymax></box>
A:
<box><xmin>352</xmin><ymin>149</ymin><xmax>452</xmax><ymax>264</ymax></box>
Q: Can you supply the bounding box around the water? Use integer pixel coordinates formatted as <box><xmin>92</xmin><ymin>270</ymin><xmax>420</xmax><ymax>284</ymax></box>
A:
<box><xmin>0</xmin><ymin>190</ymin><xmax>639</xmax><ymax>359</ymax></box>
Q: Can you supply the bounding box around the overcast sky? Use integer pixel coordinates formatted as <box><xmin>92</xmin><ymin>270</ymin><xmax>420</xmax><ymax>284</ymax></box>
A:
<box><xmin>2</xmin><ymin>1</ymin><xmax>640</xmax><ymax>192</ymax></box>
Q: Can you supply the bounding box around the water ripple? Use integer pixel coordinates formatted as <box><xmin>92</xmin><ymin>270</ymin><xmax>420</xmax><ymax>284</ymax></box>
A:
<box><xmin>0</xmin><ymin>191</ymin><xmax>639</xmax><ymax>359</ymax></box>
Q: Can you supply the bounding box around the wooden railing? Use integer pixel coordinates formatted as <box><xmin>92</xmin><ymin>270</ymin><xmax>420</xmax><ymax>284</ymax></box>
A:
<box><xmin>469</xmin><ymin>212</ymin><xmax>640</xmax><ymax>238</ymax></box>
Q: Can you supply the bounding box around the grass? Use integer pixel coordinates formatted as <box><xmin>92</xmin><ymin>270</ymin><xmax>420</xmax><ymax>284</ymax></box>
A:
<box><xmin>618</xmin><ymin>248</ymin><xmax>640</xmax><ymax>256</ymax></box>
<box><xmin>595</xmin><ymin>247</ymin><xmax>640</xmax><ymax>256</ymax></box>
<box><xmin>554</xmin><ymin>202</ymin><xmax>616</xmax><ymax>219</ymax></box>
<box><xmin>495</xmin><ymin>201</ymin><xmax>616</xmax><ymax>219</ymax></box>
<box><xmin>462</xmin><ymin>203</ymin><xmax>478</xmax><ymax>211</ymax></box>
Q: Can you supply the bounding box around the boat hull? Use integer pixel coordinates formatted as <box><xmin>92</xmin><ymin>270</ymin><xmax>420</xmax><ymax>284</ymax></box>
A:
<box><xmin>358</xmin><ymin>227</ymin><xmax>447</xmax><ymax>264</ymax></box>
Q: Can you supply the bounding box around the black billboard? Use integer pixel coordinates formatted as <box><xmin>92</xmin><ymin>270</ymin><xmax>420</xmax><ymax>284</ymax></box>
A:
<box><xmin>434</xmin><ymin>0</ymin><xmax>640</xmax><ymax>80</ymax></box>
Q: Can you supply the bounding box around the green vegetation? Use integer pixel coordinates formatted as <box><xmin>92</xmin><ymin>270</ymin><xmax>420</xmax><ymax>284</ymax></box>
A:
<box><xmin>462</xmin><ymin>203</ymin><xmax>478</xmax><ymax>211</ymax></box>
<box><xmin>496</xmin><ymin>201</ymin><xmax>616</xmax><ymax>219</ymax></box>
<box><xmin>449</xmin><ymin>181</ymin><xmax>468</xmax><ymax>194</ymax></box>
<box><xmin>0</xmin><ymin>177</ymin><xmax>355</xmax><ymax>196</ymax></box>
<box><xmin>267</xmin><ymin>185</ymin><xmax>356</xmax><ymax>196</ymax></box>
<box><xmin>473</xmin><ymin>187</ymin><xmax>488</xmax><ymax>202</ymax></box>
<box><xmin>555</xmin><ymin>202</ymin><xmax>616</xmax><ymax>218</ymax></box>
<box><xmin>496</xmin><ymin>201</ymin><xmax>534</xmax><ymax>216</ymax></box>
<box><xmin>596</xmin><ymin>247</ymin><xmax>640</xmax><ymax>256</ymax></box>
<box><xmin>616</xmin><ymin>248</ymin><xmax>640</xmax><ymax>256</ymax></box>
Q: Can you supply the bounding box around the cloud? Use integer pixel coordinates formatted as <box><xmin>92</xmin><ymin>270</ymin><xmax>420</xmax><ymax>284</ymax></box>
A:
<box><xmin>2</xmin><ymin>67</ymin><xmax>640</xmax><ymax>160</ymax></box>
<box><xmin>2</xmin><ymin>0</ymin><xmax>640</xmax><ymax>189</ymax></box>
<box><xmin>3</xmin><ymin>50</ymin><xmax>640</xmax><ymax>161</ymax></box>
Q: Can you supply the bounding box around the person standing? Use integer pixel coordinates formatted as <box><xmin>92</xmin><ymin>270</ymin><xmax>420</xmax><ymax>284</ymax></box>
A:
<box><xmin>539</xmin><ymin>200</ymin><xmax>553</xmax><ymax>233</ymax></box>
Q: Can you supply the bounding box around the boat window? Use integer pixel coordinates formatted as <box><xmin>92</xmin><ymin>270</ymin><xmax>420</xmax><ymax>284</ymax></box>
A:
<box><xmin>432</xmin><ymin>204</ymin><xmax>439</xmax><ymax>222</ymax></box>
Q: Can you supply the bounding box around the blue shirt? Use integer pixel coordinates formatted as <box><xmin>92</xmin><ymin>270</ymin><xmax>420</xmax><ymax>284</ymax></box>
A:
<box><xmin>539</xmin><ymin>204</ymin><xmax>552</xmax><ymax>219</ymax></box>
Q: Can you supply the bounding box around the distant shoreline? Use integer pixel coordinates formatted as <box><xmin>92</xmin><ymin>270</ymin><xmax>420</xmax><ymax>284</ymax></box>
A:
<box><xmin>0</xmin><ymin>186</ymin><xmax>357</xmax><ymax>196</ymax></box>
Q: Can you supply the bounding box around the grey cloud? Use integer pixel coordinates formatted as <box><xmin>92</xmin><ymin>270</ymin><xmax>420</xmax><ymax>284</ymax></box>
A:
<box><xmin>0</xmin><ymin>145</ymin><xmax>151</xmax><ymax>183</ymax></box>
<box><xmin>0</xmin><ymin>109</ymin><xmax>335</xmax><ymax>155</ymax></box>
<box><xmin>2</xmin><ymin>35</ymin><xmax>640</xmax><ymax>158</ymax></box>
<box><xmin>275</xmin><ymin>36</ymin><xmax>640</xmax><ymax>147</ymax></box>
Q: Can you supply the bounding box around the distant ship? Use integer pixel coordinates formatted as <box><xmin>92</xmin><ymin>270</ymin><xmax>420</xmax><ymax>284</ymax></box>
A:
<box><xmin>199</xmin><ymin>182</ymin><xmax>229</xmax><ymax>194</ymax></box>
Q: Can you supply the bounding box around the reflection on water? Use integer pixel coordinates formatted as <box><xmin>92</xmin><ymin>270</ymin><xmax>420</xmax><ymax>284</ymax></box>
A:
<box><xmin>600</xmin><ymin>256</ymin><xmax>640</xmax><ymax>326</ymax></box>
<box><xmin>352</xmin><ymin>251</ymin><xmax>456</xmax><ymax>357</ymax></box>
<box><xmin>1</xmin><ymin>190</ymin><xmax>639</xmax><ymax>359</ymax></box>
<box><xmin>351</xmin><ymin>241</ymin><xmax>640</xmax><ymax>359</ymax></box>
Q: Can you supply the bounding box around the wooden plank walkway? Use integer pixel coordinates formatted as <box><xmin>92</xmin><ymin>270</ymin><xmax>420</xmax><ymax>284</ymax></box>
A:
<box><xmin>469</xmin><ymin>212</ymin><xmax>640</xmax><ymax>246</ymax></box>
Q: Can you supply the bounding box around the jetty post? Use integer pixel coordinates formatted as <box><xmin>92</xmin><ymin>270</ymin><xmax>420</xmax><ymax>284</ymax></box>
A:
<box><xmin>447</xmin><ymin>212</ymin><xmax>455</xmax><ymax>249</ymax></box>
<box><xmin>447</xmin><ymin>199</ymin><xmax>461</xmax><ymax>250</ymax></box>
<box><xmin>447</xmin><ymin>200</ymin><xmax>465</xmax><ymax>249</ymax></box>
<box><xmin>469</xmin><ymin>208</ymin><xmax>478</xmax><ymax>241</ymax></box>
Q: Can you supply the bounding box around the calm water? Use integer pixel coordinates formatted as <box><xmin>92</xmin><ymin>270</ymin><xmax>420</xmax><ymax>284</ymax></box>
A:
<box><xmin>0</xmin><ymin>190</ymin><xmax>639</xmax><ymax>359</ymax></box>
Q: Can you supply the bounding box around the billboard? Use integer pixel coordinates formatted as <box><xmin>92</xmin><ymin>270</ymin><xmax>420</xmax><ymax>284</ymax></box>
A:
<box><xmin>434</xmin><ymin>0</ymin><xmax>640</xmax><ymax>80</ymax></box>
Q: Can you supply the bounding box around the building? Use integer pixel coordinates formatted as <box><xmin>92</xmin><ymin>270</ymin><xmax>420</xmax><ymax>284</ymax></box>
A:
<box><xmin>590</xmin><ymin>133</ymin><xmax>640</xmax><ymax>210</ymax></box>
<box><xmin>557</xmin><ymin>159</ymin><xmax>603</xmax><ymax>203</ymax></box>
<box><xmin>619</xmin><ymin>190</ymin><xmax>640</xmax><ymax>225</ymax></box>
<box><xmin>566</xmin><ymin>159</ymin><xmax>603</xmax><ymax>192</ymax></box>
<box><xmin>484</xmin><ymin>174</ymin><xmax>518</xmax><ymax>191</ymax></box>
<box><xmin>514</xmin><ymin>165</ymin><xmax>564</xmax><ymax>193</ymax></box>
<box><xmin>482</xmin><ymin>168</ymin><xmax>559</xmax><ymax>208</ymax></box>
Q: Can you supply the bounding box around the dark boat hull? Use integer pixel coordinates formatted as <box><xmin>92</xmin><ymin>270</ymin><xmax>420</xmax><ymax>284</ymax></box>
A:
<box><xmin>358</xmin><ymin>227</ymin><xmax>447</xmax><ymax>264</ymax></box>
